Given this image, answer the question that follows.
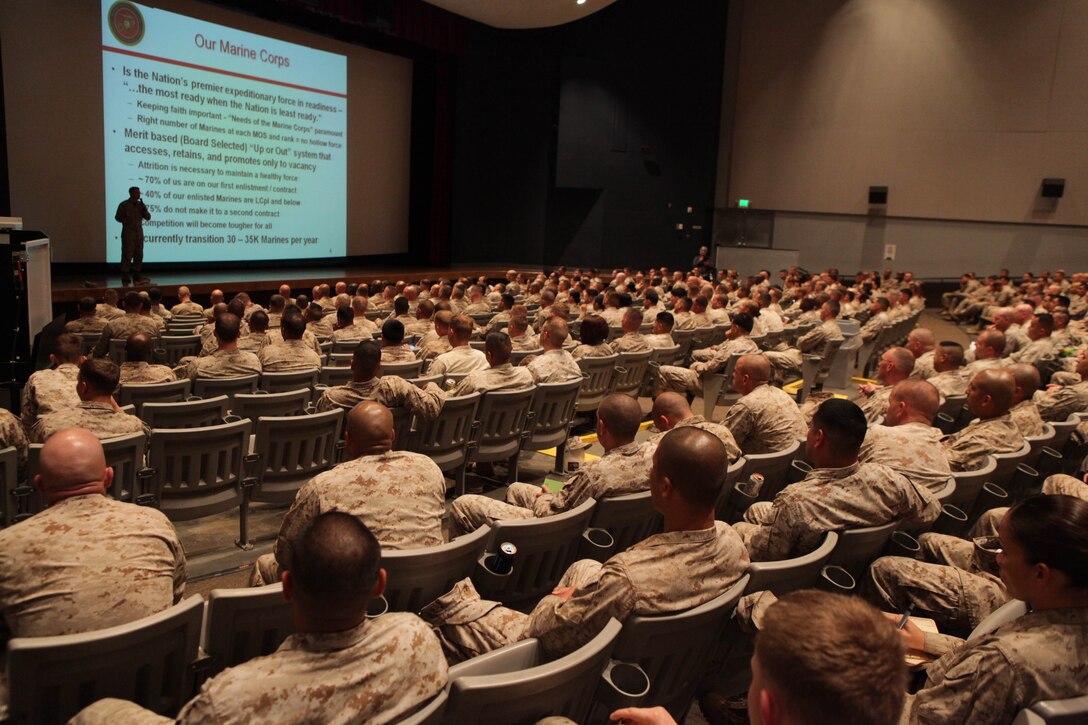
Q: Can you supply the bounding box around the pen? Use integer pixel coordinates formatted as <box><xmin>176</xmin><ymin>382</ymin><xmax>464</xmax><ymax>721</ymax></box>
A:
<box><xmin>896</xmin><ymin>604</ymin><xmax>914</xmax><ymax>630</ymax></box>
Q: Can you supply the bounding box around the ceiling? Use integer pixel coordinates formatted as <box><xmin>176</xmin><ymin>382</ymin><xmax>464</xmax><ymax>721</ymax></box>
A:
<box><xmin>421</xmin><ymin>0</ymin><xmax>619</xmax><ymax>29</ymax></box>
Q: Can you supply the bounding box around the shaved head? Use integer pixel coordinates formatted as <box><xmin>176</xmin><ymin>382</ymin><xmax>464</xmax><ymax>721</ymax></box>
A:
<box><xmin>653</xmin><ymin>427</ymin><xmax>727</xmax><ymax>511</ymax></box>
<box><xmin>37</xmin><ymin>429</ymin><xmax>111</xmax><ymax>497</ymax></box>
<box><xmin>345</xmin><ymin>401</ymin><xmax>394</xmax><ymax>457</ymax></box>
<box><xmin>125</xmin><ymin>331</ymin><xmax>154</xmax><ymax>362</ymax></box>
<box><xmin>597</xmin><ymin>393</ymin><xmax>643</xmax><ymax>444</ymax></box>
<box><xmin>1008</xmin><ymin>363</ymin><xmax>1041</xmax><ymax>403</ymax></box>
<box><xmin>907</xmin><ymin>328</ymin><xmax>935</xmax><ymax>355</ymax></box>
<box><xmin>970</xmin><ymin>369</ymin><xmax>1016</xmax><ymax>416</ymax></box>
<box><xmin>541</xmin><ymin>318</ymin><xmax>569</xmax><ymax>348</ymax></box>
<box><xmin>737</xmin><ymin>354</ymin><xmax>771</xmax><ymax>384</ymax></box>
<box><xmin>651</xmin><ymin>392</ymin><xmax>693</xmax><ymax>428</ymax></box>
<box><xmin>889</xmin><ymin>379</ymin><xmax>940</xmax><ymax>423</ymax></box>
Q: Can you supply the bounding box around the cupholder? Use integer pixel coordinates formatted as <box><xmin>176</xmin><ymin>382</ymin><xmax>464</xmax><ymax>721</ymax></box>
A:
<box><xmin>583</xmin><ymin>528</ymin><xmax>615</xmax><ymax>550</ymax></box>
<box><xmin>820</xmin><ymin>565</ymin><xmax>856</xmax><ymax>592</ymax></box>
<box><xmin>889</xmin><ymin>530</ymin><xmax>921</xmax><ymax>555</ymax></box>
<box><xmin>479</xmin><ymin>554</ymin><xmax>514</xmax><ymax>578</ymax></box>
<box><xmin>598</xmin><ymin>661</ymin><xmax>651</xmax><ymax>710</ymax></box>
<box><xmin>366</xmin><ymin>595</ymin><xmax>388</xmax><ymax>619</ymax></box>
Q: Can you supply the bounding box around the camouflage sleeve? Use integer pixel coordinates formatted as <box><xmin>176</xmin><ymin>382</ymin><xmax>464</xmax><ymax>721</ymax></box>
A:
<box><xmin>273</xmin><ymin>484</ymin><xmax>322</xmax><ymax>572</ymax></box>
<box><xmin>909</xmin><ymin>646</ymin><xmax>1020</xmax><ymax>725</ymax></box>
<box><xmin>535</xmin><ymin>467</ymin><xmax>593</xmax><ymax>516</ymax></box>
<box><xmin>314</xmin><ymin>390</ymin><xmax>335</xmax><ymax>413</ymax></box>
<box><xmin>0</xmin><ymin>413</ymin><xmax>29</xmax><ymax>477</ymax></box>
<box><xmin>177</xmin><ymin>681</ymin><xmax>224</xmax><ymax>724</ymax></box>
<box><xmin>942</xmin><ymin>434</ymin><xmax>989</xmax><ymax>472</ymax></box>
<box><xmin>744</xmin><ymin>500</ymin><xmax>797</xmax><ymax>562</ymax></box>
<box><xmin>795</xmin><ymin>327</ymin><xmax>822</xmax><ymax>353</ymax></box>
<box><xmin>19</xmin><ymin>381</ymin><xmax>36</xmax><ymax>428</ymax></box>
<box><xmin>451</xmin><ymin>376</ymin><xmax>478</xmax><ymax>397</ymax></box>
<box><xmin>526</xmin><ymin>562</ymin><xmax>638</xmax><ymax>657</ymax></box>
<box><xmin>722</xmin><ymin>401</ymin><xmax>753</xmax><ymax>450</ymax></box>
<box><xmin>1032</xmin><ymin>388</ymin><xmax>1076</xmax><ymax>421</ymax></box>
<box><xmin>390</xmin><ymin>378</ymin><xmax>445</xmax><ymax>421</ymax></box>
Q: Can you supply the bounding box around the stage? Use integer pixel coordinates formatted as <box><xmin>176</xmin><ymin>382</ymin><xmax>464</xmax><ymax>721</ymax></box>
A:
<box><xmin>50</xmin><ymin>265</ymin><xmax>540</xmax><ymax>305</ymax></box>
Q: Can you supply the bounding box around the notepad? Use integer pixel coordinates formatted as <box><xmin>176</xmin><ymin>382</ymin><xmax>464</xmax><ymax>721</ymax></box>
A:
<box><xmin>542</xmin><ymin>478</ymin><xmax>566</xmax><ymax>493</ymax></box>
<box><xmin>901</xmin><ymin>615</ymin><xmax>940</xmax><ymax>669</ymax></box>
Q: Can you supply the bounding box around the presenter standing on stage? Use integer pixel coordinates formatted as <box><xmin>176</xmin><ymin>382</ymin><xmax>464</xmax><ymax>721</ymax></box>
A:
<box><xmin>692</xmin><ymin>245</ymin><xmax>715</xmax><ymax>280</ymax></box>
<box><xmin>115</xmin><ymin>186</ymin><xmax>150</xmax><ymax>286</ymax></box>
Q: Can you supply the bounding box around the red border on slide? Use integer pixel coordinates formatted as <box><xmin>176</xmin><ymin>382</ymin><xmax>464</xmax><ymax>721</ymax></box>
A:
<box><xmin>103</xmin><ymin>44</ymin><xmax>347</xmax><ymax>98</ymax></box>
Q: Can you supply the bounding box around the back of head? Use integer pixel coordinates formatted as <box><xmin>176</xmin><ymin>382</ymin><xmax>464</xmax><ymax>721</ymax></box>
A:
<box><xmin>351</xmin><ymin>340</ymin><xmax>382</xmax><ymax>380</ymax></box>
<box><xmin>731</xmin><ymin>312</ymin><xmax>754</xmax><ymax>335</ymax></box>
<box><xmin>124</xmin><ymin>290</ymin><xmax>144</xmax><ymax>312</ymax></box>
<box><xmin>936</xmin><ymin>342</ymin><xmax>964</xmax><ymax>370</ymax></box>
<box><xmin>53</xmin><ymin>333</ymin><xmax>83</xmax><ymax>364</ymax></box>
<box><xmin>542</xmin><ymin>318</ymin><xmax>569</xmax><ymax>348</ymax></box>
<box><xmin>336</xmin><ymin>306</ymin><xmax>354</xmax><ymax>328</ymax></box>
<box><xmin>507</xmin><ymin>314</ymin><xmax>528</xmax><ymax>336</ymax></box>
<box><xmin>754</xmin><ymin>591</ymin><xmax>906</xmax><ymax>725</ymax></box>
<box><xmin>79</xmin><ymin>357</ymin><xmax>120</xmax><ymax>397</ymax></box>
<box><xmin>346</xmin><ymin>400</ymin><xmax>394</xmax><ymax>456</ymax></box>
<box><xmin>1009</xmin><ymin>363</ymin><xmax>1041</xmax><ymax>402</ymax></box>
<box><xmin>394</xmin><ymin>296</ymin><xmax>409</xmax><ymax>316</ymax></box>
<box><xmin>485</xmin><ymin>332</ymin><xmax>513</xmax><ymax>365</ymax></box>
<box><xmin>579</xmin><ymin>315</ymin><xmax>609</xmax><ymax>345</ymax></box>
<box><xmin>972</xmin><ymin>368</ymin><xmax>1016</xmax><ymax>415</ymax></box>
<box><xmin>811</xmin><ymin>398</ymin><xmax>868</xmax><ymax>460</ymax></box>
<box><xmin>382</xmin><ymin>318</ymin><xmax>405</xmax><ymax>344</ymax></box>
<box><xmin>215</xmin><ymin>312</ymin><xmax>242</xmax><ymax>344</ymax></box>
<box><xmin>977</xmin><ymin>330</ymin><xmax>1006</xmax><ymax>356</ymax></box>
<box><xmin>37</xmin><ymin>428</ymin><xmax>110</xmax><ymax>497</ymax></box>
<box><xmin>884</xmin><ymin>346</ymin><xmax>916</xmax><ymax>379</ymax></box>
<box><xmin>249</xmin><ymin>310</ymin><xmax>269</xmax><ymax>332</ymax></box>
<box><xmin>1005</xmin><ymin>494</ymin><xmax>1088</xmax><ymax>590</ymax></box>
<box><xmin>125</xmin><ymin>332</ymin><xmax>154</xmax><ymax>362</ymax></box>
<box><xmin>227</xmin><ymin>297</ymin><xmax>247</xmax><ymax>320</ymax></box>
<box><xmin>596</xmin><ymin>393</ymin><xmax>642</xmax><ymax>444</ymax></box>
<box><xmin>287</xmin><ymin>511</ymin><xmax>382</xmax><ymax>620</ymax></box>
<box><xmin>736</xmin><ymin>354</ymin><xmax>771</xmax><ymax>386</ymax></box>
<box><xmin>79</xmin><ymin>296</ymin><xmax>96</xmax><ymax>314</ymax></box>
<box><xmin>268</xmin><ymin>294</ymin><xmax>286</xmax><ymax>312</ymax></box>
<box><xmin>450</xmin><ymin>314</ymin><xmax>473</xmax><ymax>342</ymax></box>
<box><xmin>650</xmin><ymin>391</ymin><xmax>693</xmax><ymax>429</ymax></box>
<box><xmin>281</xmin><ymin>310</ymin><xmax>306</xmax><ymax>340</ymax></box>
<box><xmin>655</xmin><ymin>311</ymin><xmax>674</xmax><ymax>330</ymax></box>
<box><xmin>654</xmin><ymin>426</ymin><xmax>726</xmax><ymax>511</ymax></box>
<box><xmin>890</xmin><ymin>379</ymin><xmax>940</xmax><ymax>422</ymax></box>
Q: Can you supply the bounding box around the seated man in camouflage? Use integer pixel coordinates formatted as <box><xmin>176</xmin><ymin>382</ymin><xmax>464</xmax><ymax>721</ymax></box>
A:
<box><xmin>315</xmin><ymin>340</ymin><xmax>443</xmax><ymax>419</ymax></box>
<box><xmin>251</xmin><ymin>402</ymin><xmax>446</xmax><ymax>586</ymax></box>
<box><xmin>764</xmin><ymin>299</ymin><xmax>845</xmax><ymax>380</ymax></box>
<box><xmin>857</xmin><ymin>346</ymin><xmax>915</xmax><ymax>423</ymax></box>
<box><xmin>734</xmin><ymin>398</ymin><xmax>940</xmax><ymax>562</ymax></box>
<box><xmin>0</xmin><ymin>429</ymin><xmax>185</xmax><ymax>639</ymax></box>
<box><xmin>179</xmin><ymin>313</ymin><xmax>262</xmax><ymax>380</ymax></box>
<box><xmin>1006</xmin><ymin>363</ymin><xmax>1046</xmax><ymax>437</ymax></box>
<box><xmin>650</xmin><ymin>391</ymin><xmax>741</xmax><ymax>463</ymax></box>
<box><xmin>20</xmin><ymin>332</ymin><xmax>84</xmax><ymax>428</ymax></box>
<box><xmin>91</xmin><ymin>291</ymin><xmax>162</xmax><ymax>357</ymax></box>
<box><xmin>943</xmin><ymin>368</ymin><xmax>1023</xmax><ymax>471</ymax></box>
<box><xmin>31</xmin><ymin>358</ymin><xmax>149</xmax><ymax>444</ymax></box>
<box><xmin>722</xmin><ymin>354</ymin><xmax>807</xmax><ymax>456</ymax></box>
<box><xmin>64</xmin><ymin>296</ymin><xmax>107</xmax><ymax>334</ymax></box>
<box><xmin>451</xmin><ymin>332</ymin><xmax>535</xmax><ymax>396</ymax></box>
<box><xmin>525</xmin><ymin>318</ymin><xmax>582</xmax><ymax>383</ymax></box>
<box><xmin>927</xmin><ymin>342</ymin><xmax>968</xmax><ymax>399</ymax></box>
<box><xmin>858</xmin><ymin>379</ymin><xmax>951</xmax><ymax>493</ymax></box>
<box><xmin>448</xmin><ymin>393</ymin><xmax>656</xmax><ymax>537</ymax></box>
<box><xmin>655</xmin><ymin>313</ymin><xmax>760</xmax><ymax>396</ymax></box>
<box><xmin>423</xmin><ymin>427</ymin><xmax>749</xmax><ymax>662</ymax></box>
<box><xmin>79</xmin><ymin>513</ymin><xmax>447</xmax><ymax>725</ymax></box>
<box><xmin>117</xmin><ymin>332</ymin><xmax>175</xmax><ymax>387</ymax></box>
<box><xmin>258</xmin><ymin>309</ymin><xmax>323</xmax><ymax>372</ymax></box>
<box><xmin>607</xmin><ymin>310</ymin><xmax>650</xmax><ymax>355</ymax></box>
<box><xmin>1033</xmin><ymin>346</ymin><xmax>1088</xmax><ymax>421</ymax></box>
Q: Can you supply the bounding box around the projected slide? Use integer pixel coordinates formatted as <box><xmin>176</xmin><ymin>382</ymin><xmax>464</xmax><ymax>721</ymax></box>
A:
<box><xmin>101</xmin><ymin>1</ymin><xmax>347</xmax><ymax>263</ymax></box>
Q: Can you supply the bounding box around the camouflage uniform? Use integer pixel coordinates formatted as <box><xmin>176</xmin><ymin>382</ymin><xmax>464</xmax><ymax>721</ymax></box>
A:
<box><xmin>381</xmin><ymin>345</ymin><xmax>418</xmax><ymax>364</ymax></box>
<box><xmin>416</xmin><ymin>337</ymin><xmax>452</xmax><ymax>361</ymax></box>
<box><xmin>526</xmin><ymin>349</ymin><xmax>582</xmax><ymax>384</ymax></box>
<box><xmin>448</xmin><ymin>439</ymin><xmax>658</xmax><ymax>538</ymax></box>
<box><xmin>30</xmin><ymin>401</ymin><xmax>150</xmax><ymax>445</ymax></box>
<box><xmin>20</xmin><ymin>363</ymin><xmax>81</xmax><ymax>427</ymax></box>
<box><xmin>1008</xmin><ymin>336</ymin><xmax>1058</xmax><ymax>365</ymax></box>
<box><xmin>652</xmin><ymin>416</ymin><xmax>741</xmax><ymax>463</ymax></box>
<box><xmin>928</xmin><ymin>370</ymin><xmax>967</xmax><ymax>399</ymax></box>
<box><xmin>765</xmin><ymin>319</ymin><xmax>844</xmax><ymax>377</ymax></box>
<box><xmin>404</xmin><ymin>319</ymin><xmax>434</xmax><ymax>337</ymax></box>
<box><xmin>92</xmin><ymin>315</ymin><xmax>163</xmax><ymax>357</ymax></box>
<box><xmin>509</xmin><ymin>332</ymin><xmax>540</xmax><ymax>352</ymax></box>
<box><xmin>657</xmin><ymin>338</ymin><xmax>760</xmax><ymax>395</ymax></box>
<box><xmin>571</xmin><ymin>342</ymin><xmax>615</xmax><ymax>360</ymax></box>
<box><xmin>169</xmin><ymin>613</ymin><xmax>446</xmax><ymax>724</ymax></box>
<box><xmin>723</xmin><ymin>383</ymin><xmax>806</xmax><ymax>456</ymax></box>
<box><xmin>643</xmin><ymin>332</ymin><xmax>675</xmax><ymax>349</ymax></box>
<box><xmin>612</xmin><ymin>333</ymin><xmax>652</xmax><ymax>353</ymax></box>
<box><xmin>170</xmin><ymin>300</ymin><xmax>204</xmax><ymax>316</ymax></box>
<box><xmin>860</xmin><ymin>422</ymin><xmax>952</xmax><ymax>492</ymax></box>
<box><xmin>904</xmin><ymin>607</ymin><xmax>1088</xmax><ymax>725</ymax></box>
<box><xmin>909</xmin><ymin>350</ymin><xmax>937</xmax><ymax>380</ymax></box>
<box><xmin>0</xmin><ymin>408</ymin><xmax>29</xmax><ymax>477</ymax></box>
<box><xmin>314</xmin><ymin>377</ymin><xmax>444</xmax><ymax>420</ymax></box>
<box><xmin>257</xmin><ymin>340</ymin><xmax>323</xmax><ymax>373</ymax></box>
<box><xmin>65</xmin><ymin>316</ymin><xmax>107</xmax><ymax>334</ymax></box>
<box><xmin>1033</xmin><ymin>381</ymin><xmax>1088</xmax><ymax>422</ymax></box>
<box><xmin>95</xmin><ymin>303</ymin><xmax>125</xmax><ymax>320</ymax></box>
<box><xmin>959</xmin><ymin>356</ymin><xmax>1002</xmax><ymax>382</ymax></box>
<box><xmin>858</xmin><ymin>384</ymin><xmax>893</xmax><ymax>424</ymax></box>
<box><xmin>266</xmin><ymin>328</ymin><xmax>321</xmax><ymax>356</ymax></box>
<box><xmin>867</xmin><ymin>532</ymin><xmax>1006</xmax><ymax>636</ymax></box>
<box><xmin>0</xmin><ymin>494</ymin><xmax>185</xmax><ymax>637</ymax></box>
<box><xmin>422</xmin><ymin>522</ymin><xmax>750</xmax><ymax>661</ymax></box>
<box><xmin>452</xmin><ymin>363</ymin><xmax>535</xmax><ymax>396</ymax></box>
<box><xmin>943</xmin><ymin>413</ymin><xmax>1022</xmax><ymax>471</ymax></box>
<box><xmin>479</xmin><ymin>311</ymin><xmax>510</xmax><ymax>336</ymax></box>
<box><xmin>236</xmin><ymin>331</ymin><xmax>271</xmax><ymax>354</ymax></box>
<box><xmin>859</xmin><ymin>311</ymin><xmax>890</xmax><ymax>342</ymax></box>
<box><xmin>306</xmin><ymin>316</ymin><xmax>334</xmax><ymax>339</ymax></box>
<box><xmin>182</xmin><ymin>348</ymin><xmax>262</xmax><ymax>379</ymax></box>
<box><xmin>734</xmin><ymin>461</ymin><xmax>940</xmax><ymax>561</ymax></box>
<box><xmin>330</xmin><ymin>319</ymin><xmax>379</xmax><ymax>340</ymax></box>
<box><xmin>118</xmin><ymin>361</ymin><xmax>176</xmax><ymax>386</ymax></box>
<box><xmin>251</xmin><ymin>451</ymin><xmax>446</xmax><ymax>586</ymax></box>
<box><xmin>429</xmin><ymin>345</ymin><xmax>489</xmax><ymax>377</ymax></box>
<box><xmin>1009</xmin><ymin>399</ymin><xmax>1046</xmax><ymax>437</ymax></box>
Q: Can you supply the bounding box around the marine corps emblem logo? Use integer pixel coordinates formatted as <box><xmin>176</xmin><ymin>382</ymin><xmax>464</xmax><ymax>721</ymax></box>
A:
<box><xmin>108</xmin><ymin>1</ymin><xmax>145</xmax><ymax>46</ymax></box>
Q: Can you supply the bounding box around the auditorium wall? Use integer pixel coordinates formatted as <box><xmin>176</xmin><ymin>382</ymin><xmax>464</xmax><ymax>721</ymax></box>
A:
<box><xmin>719</xmin><ymin>0</ymin><xmax>1088</xmax><ymax>277</ymax></box>
<box><xmin>450</xmin><ymin>0</ymin><xmax>728</xmax><ymax>271</ymax></box>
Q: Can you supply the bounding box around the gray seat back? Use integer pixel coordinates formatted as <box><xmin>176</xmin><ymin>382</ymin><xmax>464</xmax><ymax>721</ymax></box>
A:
<box><xmin>382</xmin><ymin>526</ymin><xmax>491</xmax><ymax>613</ymax></box>
<box><xmin>192</xmin><ymin>374</ymin><xmax>260</xmax><ymax>403</ymax></box>
<box><xmin>7</xmin><ymin>596</ymin><xmax>204</xmax><ymax>725</ymax></box>
<box><xmin>0</xmin><ymin>446</ymin><xmax>19</xmax><ymax>527</ymax></box>
<box><xmin>203</xmin><ymin>583</ymin><xmax>294</xmax><ymax>679</ymax></box>
<box><xmin>525</xmin><ymin>379</ymin><xmax>581</xmax><ymax>451</ymax></box>
<box><xmin>231</xmin><ymin>389</ymin><xmax>310</xmax><ymax>419</ymax></box>
<box><xmin>742</xmin><ymin>438</ymin><xmax>802</xmax><ymax>503</ymax></box>
<box><xmin>613</xmin><ymin>351</ymin><xmax>652</xmax><ymax>397</ymax></box>
<box><xmin>444</xmin><ymin>619</ymin><xmax>622</xmax><ymax>725</ymax></box>
<box><xmin>946</xmin><ymin>456</ymin><xmax>998</xmax><ymax>511</ymax></box>
<box><xmin>319</xmin><ymin>366</ymin><xmax>354</xmax><ymax>387</ymax></box>
<box><xmin>745</xmin><ymin>531</ymin><xmax>839</xmax><ymax>596</ymax></box>
<box><xmin>147</xmin><ymin>418</ymin><xmax>252</xmax><ymax>520</ymax></box>
<box><xmin>154</xmin><ymin>334</ymin><xmax>201</xmax><ymax>366</ymax></box>
<box><xmin>251</xmin><ymin>409</ymin><xmax>344</xmax><ymax>503</ymax></box>
<box><xmin>259</xmin><ymin>369</ymin><xmax>319</xmax><ymax>394</ymax></box>
<box><xmin>576</xmin><ymin>354</ymin><xmax>620</xmax><ymax>412</ymax></box>
<box><xmin>117</xmin><ymin>379</ymin><xmax>191</xmax><ymax>410</ymax></box>
<box><xmin>142</xmin><ymin>396</ymin><xmax>230</xmax><ymax>429</ymax></box>
<box><xmin>381</xmin><ymin>360</ymin><xmax>424</xmax><ymax>379</ymax></box>
<box><xmin>472</xmin><ymin>387</ymin><xmax>537</xmax><ymax>464</ymax></box>
<box><xmin>992</xmin><ymin>440</ymin><xmax>1033</xmax><ymax>489</ymax></box>
<box><xmin>581</xmin><ymin>490</ymin><xmax>661</xmax><ymax>561</ymax></box>
<box><xmin>1012</xmin><ymin>695</ymin><xmax>1088</xmax><ymax>725</ymax></box>
<box><xmin>828</xmin><ymin>519</ymin><xmax>900</xmax><ymax>581</ymax></box>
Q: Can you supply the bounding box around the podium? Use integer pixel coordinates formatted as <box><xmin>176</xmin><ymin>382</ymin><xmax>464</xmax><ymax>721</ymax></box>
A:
<box><xmin>0</xmin><ymin>222</ymin><xmax>51</xmax><ymax>405</ymax></box>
